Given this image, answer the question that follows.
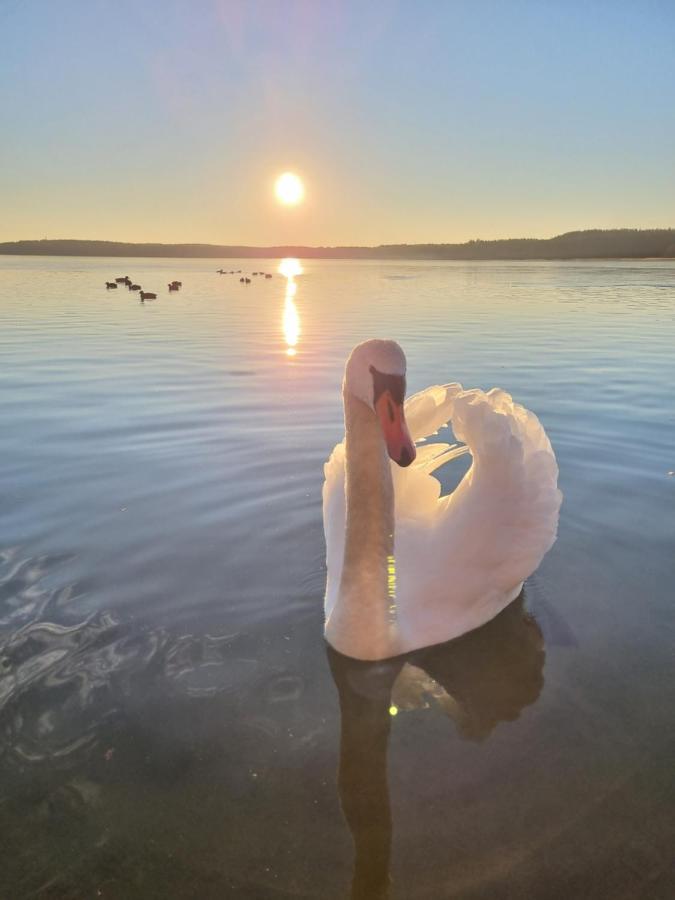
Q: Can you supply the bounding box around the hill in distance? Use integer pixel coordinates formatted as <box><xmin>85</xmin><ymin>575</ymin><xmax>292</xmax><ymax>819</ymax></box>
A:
<box><xmin>1</xmin><ymin>229</ymin><xmax>674</xmax><ymax>260</ymax></box>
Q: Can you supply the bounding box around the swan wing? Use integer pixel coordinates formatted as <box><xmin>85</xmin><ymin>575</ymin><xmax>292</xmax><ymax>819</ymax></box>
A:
<box><xmin>442</xmin><ymin>386</ymin><xmax>562</xmax><ymax>583</ymax></box>
<box><xmin>392</xmin><ymin>383</ymin><xmax>470</xmax><ymax>522</ymax></box>
<box><xmin>405</xmin><ymin>382</ymin><xmax>463</xmax><ymax>443</ymax></box>
<box><xmin>394</xmin><ymin>386</ymin><xmax>562</xmax><ymax>648</ymax></box>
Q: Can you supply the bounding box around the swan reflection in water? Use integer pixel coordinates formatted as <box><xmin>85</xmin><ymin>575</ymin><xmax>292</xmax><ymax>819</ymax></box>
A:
<box><xmin>327</xmin><ymin>593</ymin><xmax>545</xmax><ymax>900</ymax></box>
<box><xmin>279</xmin><ymin>258</ymin><xmax>302</xmax><ymax>356</ymax></box>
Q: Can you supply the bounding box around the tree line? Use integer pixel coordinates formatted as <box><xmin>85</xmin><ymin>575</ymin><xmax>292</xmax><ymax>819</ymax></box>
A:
<box><xmin>1</xmin><ymin>229</ymin><xmax>674</xmax><ymax>260</ymax></box>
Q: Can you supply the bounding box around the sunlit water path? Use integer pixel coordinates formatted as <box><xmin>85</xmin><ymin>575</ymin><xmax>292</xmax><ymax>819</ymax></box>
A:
<box><xmin>0</xmin><ymin>256</ymin><xmax>673</xmax><ymax>898</ymax></box>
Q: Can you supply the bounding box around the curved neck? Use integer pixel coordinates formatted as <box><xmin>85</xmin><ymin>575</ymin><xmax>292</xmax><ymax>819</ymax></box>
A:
<box><xmin>329</xmin><ymin>391</ymin><xmax>396</xmax><ymax>660</ymax></box>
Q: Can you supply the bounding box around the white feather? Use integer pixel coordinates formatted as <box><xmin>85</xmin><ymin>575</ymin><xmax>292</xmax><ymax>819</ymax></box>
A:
<box><xmin>323</xmin><ymin>381</ymin><xmax>562</xmax><ymax>655</ymax></box>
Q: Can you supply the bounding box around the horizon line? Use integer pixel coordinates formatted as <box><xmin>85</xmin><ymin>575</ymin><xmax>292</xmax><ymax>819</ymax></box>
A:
<box><xmin>2</xmin><ymin>226</ymin><xmax>675</xmax><ymax>251</ymax></box>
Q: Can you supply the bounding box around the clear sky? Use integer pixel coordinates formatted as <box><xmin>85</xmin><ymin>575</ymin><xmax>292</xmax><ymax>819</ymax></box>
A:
<box><xmin>2</xmin><ymin>0</ymin><xmax>674</xmax><ymax>246</ymax></box>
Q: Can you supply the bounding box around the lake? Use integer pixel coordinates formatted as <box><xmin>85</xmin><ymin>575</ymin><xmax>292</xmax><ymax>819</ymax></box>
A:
<box><xmin>0</xmin><ymin>255</ymin><xmax>673</xmax><ymax>898</ymax></box>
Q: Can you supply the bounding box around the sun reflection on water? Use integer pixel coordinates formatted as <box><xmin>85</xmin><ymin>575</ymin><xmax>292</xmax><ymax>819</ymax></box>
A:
<box><xmin>279</xmin><ymin>258</ymin><xmax>302</xmax><ymax>355</ymax></box>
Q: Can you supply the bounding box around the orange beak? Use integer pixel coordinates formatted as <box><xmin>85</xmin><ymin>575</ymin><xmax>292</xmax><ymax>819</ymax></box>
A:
<box><xmin>375</xmin><ymin>390</ymin><xmax>416</xmax><ymax>467</ymax></box>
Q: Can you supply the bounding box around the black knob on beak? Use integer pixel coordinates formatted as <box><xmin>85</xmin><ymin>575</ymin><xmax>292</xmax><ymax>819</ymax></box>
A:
<box><xmin>398</xmin><ymin>447</ymin><xmax>414</xmax><ymax>468</ymax></box>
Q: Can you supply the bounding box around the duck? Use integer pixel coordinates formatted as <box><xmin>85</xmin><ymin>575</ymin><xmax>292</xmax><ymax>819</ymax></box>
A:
<box><xmin>323</xmin><ymin>339</ymin><xmax>562</xmax><ymax>661</ymax></box>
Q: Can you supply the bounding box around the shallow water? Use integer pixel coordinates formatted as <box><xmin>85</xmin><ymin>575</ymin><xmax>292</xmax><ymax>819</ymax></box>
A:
<box><xmin>0</xmin><ymin>255</ymin><xmax>673</xmax><ymax>898</ymax></box>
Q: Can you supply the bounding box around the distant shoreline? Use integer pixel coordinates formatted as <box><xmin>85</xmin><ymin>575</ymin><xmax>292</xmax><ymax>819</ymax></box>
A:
<box><xmin>1</xmin><ymin>229</ymin><xmax>674</xmax><ymax>261</ymax></box>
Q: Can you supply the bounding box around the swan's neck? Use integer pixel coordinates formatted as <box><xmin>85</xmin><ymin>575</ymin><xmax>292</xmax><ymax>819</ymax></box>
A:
<box><xmin>328</xmin><ymin>391</ymin><xmax>396</xmax><ymax>660</ymax></box>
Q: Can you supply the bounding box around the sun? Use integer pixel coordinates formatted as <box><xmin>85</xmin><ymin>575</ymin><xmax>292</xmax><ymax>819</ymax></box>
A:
<box><xmin>275</xmin><ymin>172</ymin><xmax>304</xmax><ymax>206</ymax></box>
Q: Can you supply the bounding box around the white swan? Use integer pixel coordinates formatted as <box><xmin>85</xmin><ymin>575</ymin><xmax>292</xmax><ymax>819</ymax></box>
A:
<box><xmin>323</xmin><ymin>339</ymin><xmax>562</xmax><ymax>661</ymax></box>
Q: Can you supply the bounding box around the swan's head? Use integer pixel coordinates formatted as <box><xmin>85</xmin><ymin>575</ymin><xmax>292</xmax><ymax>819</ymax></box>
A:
<box><xmin>344</xmin><ymin>339</ymin><xmax>416</xmax><ymax>467</ymax></box>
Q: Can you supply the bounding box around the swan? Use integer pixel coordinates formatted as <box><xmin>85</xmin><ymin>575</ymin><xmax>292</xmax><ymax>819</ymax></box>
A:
<box><xmin>323</xmin><ymin>339</ymin><xmax>562</xmax><ymax>661</ymax></box>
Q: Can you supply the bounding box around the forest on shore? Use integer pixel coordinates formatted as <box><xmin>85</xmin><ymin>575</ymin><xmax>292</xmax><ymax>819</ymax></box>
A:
<box><xmin>1</xmin><ymin>229</ymin><xmax>674</xmax><ymax>260</ymax></box>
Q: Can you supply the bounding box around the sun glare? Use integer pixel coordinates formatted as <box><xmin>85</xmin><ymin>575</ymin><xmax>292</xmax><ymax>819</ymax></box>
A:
<box><xmin>279</xmin><ymin>257</ymin><xmax>302</xmax><ymax>279</ymax></box>
<box><xmin>280</xmin><ymin>258</ymin><xmax>302</xmax><ymax>355</ymax></box>
<box><xmin>275</xmin><ymin>172</ymin><xmax>304</xmax><ymax>206</ymax></box>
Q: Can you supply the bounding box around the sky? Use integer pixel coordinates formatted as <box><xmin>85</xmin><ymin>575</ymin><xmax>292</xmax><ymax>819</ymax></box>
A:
<box><xmin>2</xmin><ymin>0</ymin><xmax>675</xmax><ymax>246</ymax></box>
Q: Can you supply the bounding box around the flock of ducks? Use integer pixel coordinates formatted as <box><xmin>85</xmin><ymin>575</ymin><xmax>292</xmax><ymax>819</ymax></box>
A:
<box><xmin>217</xmin><ymin>268</ymin><xmax>273</xmax><ymax>284</ymax></box>
<box><xmin>104</xmin><ymin>276</ymin><xmax>181</xmax><ymax>301</ymax></box>
<box><xmin>103</xmin><ymin>268</ymin><xmax>274</xmax><ymax>299</ymax></box>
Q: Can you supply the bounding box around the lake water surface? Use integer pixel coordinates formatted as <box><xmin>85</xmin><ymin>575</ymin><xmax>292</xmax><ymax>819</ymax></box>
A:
<box><xmin>0</xmin><ymin>256</ymin><xmax>673</xmax><ymax>898</ymax></box>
